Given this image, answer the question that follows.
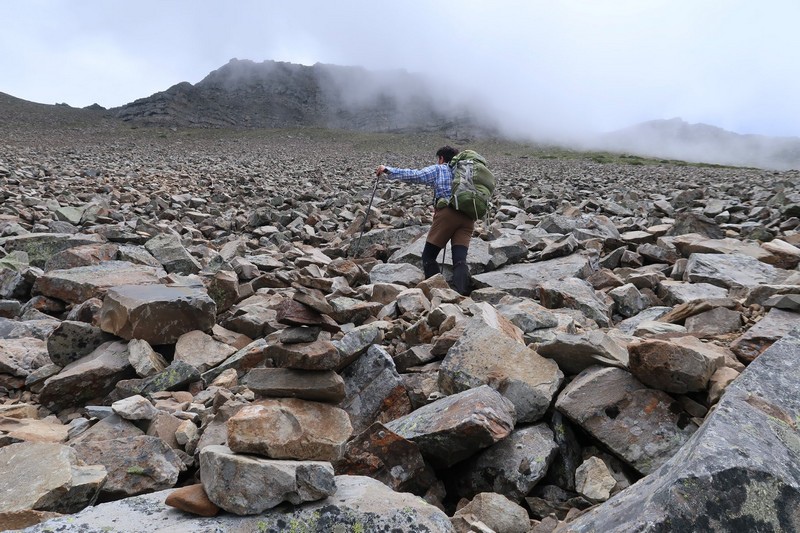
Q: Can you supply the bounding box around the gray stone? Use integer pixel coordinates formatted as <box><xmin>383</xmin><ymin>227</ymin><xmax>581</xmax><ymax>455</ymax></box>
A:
<box><xmin>368</xmin><ymin>262</ymin><xmax>424</xmax><ymax>286</ymax></box>
<box><xmin>0</xmin><ymin>233</ymin><xmax>105</xmax><ymax>269</ymax></box>
<box><xmin>537</xmin><ymin>331</ymin><xmax>629</xmax><ymax>374</ymax></box>
<box><xmin>39</xmin><ymin>341</ymin><xmax>135</xmax><ymax>411</ymax></box>
<box><xmin>684</xmin><ymin>306</ymin><xmax>743</xmax><ymax>336</ymax></box>
<box><xmin>539</xmin><ymin>277</ymin><xmax>612</xmax><ymax>328</ymax></box>
<box><xmin>386</xmin><ymin>385</ymin><xmax>516</xmax><ymax>468</ymax></box>
<box><xmin>200</xmin><ymin>444</ymin><xmax>335</xmax><ymax>515</ymax></box>
<box><xmin>562</xmin><ymin>328</ymin><xmax>800</xmax><ymax>532</ymax></box>
<box><xmin>71</xmin><ymin>435</ymin><xmax>184</xmax><ymax>499</ymax></box>
<box><xmin>144</xmin><ymin>233</ymin><xmax>202</xmax><ymax>274</ymax></box>
<box><xmin>0</xmin><ymin>442</ymin><xmax>106</xmax><ymax>514</ymax></box>
<box><xmin>472</xmin><ymin>252</ymin><xmax>599</xmax><ymax>298</ymax></box>
<box><xmin>339</xmin><ymin>345</ymin><xmax>410</xmax><ymax>433</ymax></box>
<box><xmin>575</xmin><ymin>456</ymin><xmax>617</xmax><ymax>502</ymax></box>
<box><xmin>127</xmin><ymin>338</ymin><xmax>169</xmax><ymax>377</ymax></box>
<box><xmin>608</xmin><ymin>283</ymin><xmax>649</xmax><ymax>318</ymax></box>
<box><xmin>99</xmin><ymin>284</ymin><xmax>216</xmax><ymax>344</ymax></box>
<box><xmin>629</xmin><ymin>337</ymin><xmax>724</xmax><ymax>393</ymax></box>
<box><xmin>46</xmin><ymin>320</ymin><xmax>114</xmax><ymax>367</ymax></box>
<box><xmin>111</xmin><ymin>394</ymin><xmax>159</xmax><ymax>421</ymax></box>
<box><xmin>555</xmin><ymin>366</ymin><xmax>698</xmax><ymax>475</ymax></box>
<box><xmin>452</xmin><ymin>492</ymin><xmax>530</xmax><ymax>533</ymax></box>
<box><xmin>616</xmin><ymin>306</ymin><xmax>672</xmax><ymax>334</ymax></box>
<box><xmin>454</xmin><ymin>423</ymin><xmax>558</xmax><ymax>502</ymax></box>
<box><xmin>173</xmin><ymin>330</ymin><xmax>236</xmax><ymax>373</ymax></box>
<box><xmin>685</xmin><ymin>253</ymin><xmax>786</xmax><ymax>289</ymax></box>
<box><xmin>439</xmin><ymin>315</ymin><xmax>562</xmax><ymax>423</ymax></box>
<box><xmin>243</xmin><ymin>367</ymin><xmax>346</xmax><ymax>403</ymax></box>
<box><xmin>658</xmin><ymin>279</ymin><xmax>729</xmax><ymax>305</ymax></box>
<box><xmin>24</xmin><ymin>476</ymin><xmax>455</xmax><ymax>532</ymax></box>
<box><xmin>333</xmin><ymin>321</ymin><xmax>385</xmax><ymax>369</ymax></box>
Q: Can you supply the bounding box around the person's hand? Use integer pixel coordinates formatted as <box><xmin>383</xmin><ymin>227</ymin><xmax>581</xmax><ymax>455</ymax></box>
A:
<box><xmin>375</xmin><ymin>165</ymin><xmax>388</xmax><ymax>176</ymax></box>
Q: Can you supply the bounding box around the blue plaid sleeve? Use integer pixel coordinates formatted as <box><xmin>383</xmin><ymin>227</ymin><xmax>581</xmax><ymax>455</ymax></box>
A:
<box><xmin>384</xmin><ymin>164</ymin><xmax>452</xmax><ymax>200</ymax></box>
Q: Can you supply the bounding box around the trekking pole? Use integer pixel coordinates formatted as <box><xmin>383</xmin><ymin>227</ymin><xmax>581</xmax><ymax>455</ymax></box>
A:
<box><xmin>440</xmin><ymin>242</ymin><xmax>448</xmax><ymax>276</ymax></box>
<box><xmin>352</xmin><ymin>170</ymin><xmax>383</xmax><ymax>258</ymax></box>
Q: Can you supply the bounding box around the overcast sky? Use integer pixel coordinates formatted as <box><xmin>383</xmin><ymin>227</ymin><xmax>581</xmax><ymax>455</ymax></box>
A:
<box><xmin>2</xmin><ymin>0</ymin><xmax>798</xmax><ymax>139</ymax></box>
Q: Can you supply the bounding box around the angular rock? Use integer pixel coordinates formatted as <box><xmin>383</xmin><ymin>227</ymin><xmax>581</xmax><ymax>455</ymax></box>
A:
<box><xmin>39</xmin><ymin>341</ymin><xmax>135</xmax><ymax>411</ymax></box>
<box><xmin>439</xmin><ymin>316</ymin><xmax>562</xmax><ymax>423</ymax></box>
<box><xmin>71</xmin><ymin>435</ymin><xmax>184</xmax><ymax>499</ymax></box>
<box><xmin>658</xmin><ymin>280</ymin><xmax>729</xmax><ymax>305</ymax></box>
<box><xmin>608</xmin><ymin>283</ymin><xmax>649</xmax><ymax>318</ymax></box>
<box><xmin>275</xmin><ymin>298</ymin><xmax>340</xmax><ymax>333</ymax></box>
<box><xmin>99</xmin><ymin>284</ymin><xmax>216</xmax><ymax>344</ymax></box>
<box><xmin>201</xmin><ymin>338</ymin><xmax>269</xmax><ymax>383</ymax></box>
<box><xmin>334</xmin><ymin>422</ymin><xmax>435</xmax><ymax>494</ymax></box>
<box><xmin>200</xmin><ymin>444</ymin><xmax>335</xmax><ymax>515</ymax></box>
<box><xmin>127</xmin><ymin>338</ymin><xmax>168</xmax><ymax>377</ymax></box>
<box><xmin>628</xmin><ymin>337</ymin><xmax>724</xmax><ymax>393</ymax></box>
<box><xmin>0</xmin><ymin>233</ymin><xmax>105</xmax><ymax>269</ymax></box>
<box><xmin>46</xmin><ymin>320</ymin><xmax>114</xmax><ymax>367</ymax></box>
<box><xmin>265</xmin><ymin>338</ymin><xmax>341</xmax><ymax>370</ymax></box>
<box><xmin>111</xmin><ymin>394</ymin><xmax>159</xmax><ymax>421</ymax></box>
<box><xmin>368</xmin><ymin>262</ymin><xmax>425</xmax><ymax>286</ymax></box>
<box><xmin>386</xmin><ymin>385</ymin><xmax>516</xmax><ymax>468</ymax></box>
<box><xmin>227</xmin><ymin>399</ymin><xmax>352</xmax><ymax>461</ymax></box>
<box><xmin>164</xmin><ymin>484</ymin><xmax>219</xmax><ymax>517</ymax></box>
<box><xmin>339</xmin><ymin>344</ymin><xmax>411</xmax><ymax>433</ymax></box>
<box><xmin>555</xmin><ymin>366</ymin><xmax>697</xmax><ymax>474</ymax></box>
<box><xmin>575</xmin><ymin>456</ymin><xmax>617</xmax><ymax>502</ymax></box>
<box><xmin>0</xmin><ymin>336</ymin><xmax>50</xmax><ymax>377</ymax></box>
<box><xmin>730</xmin><ymin>308</ymin><xmax>799</xmax><ymax>363</ymax></box>
<box><xmin>333</xmin><ymin>321</ymin><xmax>385</xmax><ymax>369</ymax></box>
<box><xmin>451</xmin><ymin>492</ymin><xmax>530</xmax><ymax>533</ymax></box>
<box><xmin>562</xmin><ymin>328</ymin><xmax>800</xmax><ymax>532</ymax></box>
<box><xmin>539</xmin><ymin>277</ymin><xmax>612</xmax><ymax>328</ymax></box>
<box><xmin>0</xmin><ymin>417</ymin><xmax>69</xmax><ymax>443</ymax></box>
<box><xmin>33</xmin><ymin>261</ymin><xmax>165</xmax><ymax>304</ymax></box>
<box><xmin>173</xmin><ymin>330</ymin><xmax>236</xmax><ymax>373</ymax></box>
<box><xmin>144</xmin><ymin>233</ymin><xmax>202</xmax><ymax>274</ymax></box>
<box><xmin>26</xmin><ymin>476</ymin><xmax>454</xmax><ymax>532</ymax></box>
<box><xmin>684</xmin><ymin>306</ymin><xmax>743</xmax><ymax>336</ymax></box>
<box><xmin>114</xmin><ymin>360</ymin><xmax>200</xmax><ymax>397</ymax></box>
<box><xmin>472</xmin><ymin>252</ymin><xmax>599</xmax><ymax>298</ymax></box>
<box><xmin>537</xmin><ymin>331</ymin><xmax>629</xmax><ymax>374</ymax></box>
<box><xmin>43</xmin><ymin>243</ymin><xmax>119</xmax><ymax>272</ymax></box>
<box><xmin>242</xmin><ymin>367</ymin><xmax>346</xmax><ymax>403</ymax></box>
<box><xmin>454</xmin><ymin>423</ymin><xmax>558</xmax><ymax>502</ymax></box>
<box><xmin>0</xmin><ymin>442</ymin><xmax>106</xmax><ymax>514</ymax></box>
<box><xmin>685</xmin><ymin>253</ymin><xmax>785</xmax><ymax>289</ymax></box>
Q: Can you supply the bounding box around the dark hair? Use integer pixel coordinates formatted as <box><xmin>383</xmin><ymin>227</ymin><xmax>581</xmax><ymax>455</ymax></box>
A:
<box><xmin>436</xmin><ymin>145</ymin><xmax>458</xmax><ymax>164</ymax></box>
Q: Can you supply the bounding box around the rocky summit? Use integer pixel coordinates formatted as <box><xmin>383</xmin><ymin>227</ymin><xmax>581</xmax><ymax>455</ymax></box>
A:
<box><xmin>0</xmin><ymin>90</ymin><xmax>799</xmax><ymax>533</ymax></box>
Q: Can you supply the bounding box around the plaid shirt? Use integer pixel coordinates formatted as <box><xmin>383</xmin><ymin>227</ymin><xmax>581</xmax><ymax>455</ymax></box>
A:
<box><xmin>385</xmin><ymin>164</ymin><xmax>453</xmax><ymax>202</ymax></box>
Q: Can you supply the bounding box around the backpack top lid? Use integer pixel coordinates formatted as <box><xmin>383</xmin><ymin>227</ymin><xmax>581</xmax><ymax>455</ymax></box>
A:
<box><xmin>449</xmin><ymin>149</ymin><xmax>488</xmax><ymax>167</ymax></box>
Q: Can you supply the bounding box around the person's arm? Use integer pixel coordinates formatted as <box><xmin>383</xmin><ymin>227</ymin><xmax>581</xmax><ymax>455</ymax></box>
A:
<box><xmin>381</xmin><ymin>165</ymin><xmax>440</xmax><ymax>186</ymax></box>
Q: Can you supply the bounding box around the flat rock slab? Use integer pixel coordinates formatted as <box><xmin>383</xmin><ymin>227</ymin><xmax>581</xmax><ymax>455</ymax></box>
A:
<box><xmin>243</xmin><ymin>367</ymin><xmax>346</xmax><ymax>403</ymax></box>
<box><xmin>386</xmin><ymin>385</ymin><xmax>516</xmax><ymax>468</ymax></box>
<box><xmin>555</xmin><ymin>366</ymin><xmax>698</xmax><ymax>475</ymax></box>
<box><xmin>537</xmin><ymin>331</ymin><xmax>629</xmax><ymax>375</ymax></box>
<box><xmin>731</xmin><ymin>308</ymin><xmax>800</xmax><ymax>363</ymax></box>
<box><xmin>33</xmin><ymin>261</ymin><xmax>166</xmax><ymax>304</ymax></box>
<box><xmin>39</xmin><ymin>340</ymin><xmax>135</xmax><ymax>411</ymax></box>
<box><xmin>472</xmin><ymin>252</ymin><xmax>599</xmax><ymax>298</ymax></box>
<box><xmin>0</xmin><ymin>442</ymin><xmax>106</xmax><ymax>514</ymax></box>
<box><xmin>562</xmin><ymin>328</ymin><xmax>800</xmax><ymax>532</ymax></box>
<box><xmin>629</xmin><ymin>337</ymin><xmax>723</xmax><ymax>393</ymax></box>
<box><xmin>71</xmin><ymin>435</ymin><xmax>184</xmax><ymax>499</ymax></box>
<box><xmin>0</xmin><ymin>336</ymin><xmax>50</xmax><ymax>377</ymax></box>
<box><xmin>25</xmin><ymin>475</ymin><xmax>455</xmax><ymax>532</ymax></box>
<box><xmin>46</xmin><ymin>320</ymin><xmax>115</xmax><ymax>367</ymax></box>
<box><xmin>173</xmin><ymin>330</ymin><xmax>236</xmax><ymax>373</ymax></box>
<box><xmin>685</xmin><ymin>253</ymin><xmax>786</xmax><ymax>288</ymax></box>
<box><xmin>99</xmin><ymin>284</ymin><xmax>216</xmax><ymax>344</ymax></box>
<box><xmin>0</xmin><ymin>233</ymin><xmax>105</xmax><ymax>268</ymax></box>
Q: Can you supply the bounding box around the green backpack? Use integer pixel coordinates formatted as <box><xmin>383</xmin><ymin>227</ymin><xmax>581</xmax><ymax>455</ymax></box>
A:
<box><xmin>444</xmin><ymin>150</ymin><xmax>496</xmax><ymax>220</ymax></box>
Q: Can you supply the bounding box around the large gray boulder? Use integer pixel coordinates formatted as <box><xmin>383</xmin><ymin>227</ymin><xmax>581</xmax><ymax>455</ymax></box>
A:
<box><xmin>472</xmin><ymin>252</ymin><xmax>599</xmax><ymax>298</ymax></box>
<box><xmin>25</xmin><ymin>476</ymin><xmax>455</xmax><ymax>532</ymax></box>
<box><xmin>562</xmin><ymin>328</ymin><xmax>800</xmax><ymax>532</ymax></box>
<box><xmin>555</xmin><ymin>366</ymin><xmax>698</xmax><ymax>475</ymax></box>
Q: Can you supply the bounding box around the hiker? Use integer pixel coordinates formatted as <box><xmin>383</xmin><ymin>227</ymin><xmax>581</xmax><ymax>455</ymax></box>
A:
<box><xmin>375</xmin><ymin>145</ymin><xmax>474</xmax><ymax>295</ymax></box>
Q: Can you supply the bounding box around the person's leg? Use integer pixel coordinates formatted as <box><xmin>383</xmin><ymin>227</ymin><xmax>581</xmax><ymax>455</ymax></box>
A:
<box><xmin>451</xmin><ymin>244</ymin><xmax>470</xmax><ymax>295</ymax></box>
<box><xmin>421</xmin><ymin>241</ymin><xmax>442</xmax><ymax>278</ymax></box>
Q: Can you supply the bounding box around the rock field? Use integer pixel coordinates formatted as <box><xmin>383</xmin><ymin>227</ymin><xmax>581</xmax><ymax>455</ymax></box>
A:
<box><xmin>1</xmin><ymin>119</ymin><xmax>800</xmax><ymax>532</ymax></box>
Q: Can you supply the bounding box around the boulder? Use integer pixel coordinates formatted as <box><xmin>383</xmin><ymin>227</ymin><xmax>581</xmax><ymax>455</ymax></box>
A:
<box><xmin>451</xmin><ymin>492</ymin><xmax>530</xmax><ymax>533</ymax></box>
<box><xmin>199</xmin><ymin>444</ymin><xmax>335</xmax><ymax>515</ymax></box>
<box><xmin>555</xmin><ymin>366</ymin><xmax>698</xmax><ymax>474</ymax></box>
<box><xmin>386</xmin><ymin>385</ymin><xmax>516</xmax><ymax>468</ymax></box>
<box><xmin>99</xmin><ymin>284</ymin><xmax>216</xmax><ymax>344</ymax></box>
<box><xmin>0</xmin><ymin>336</ymin><xmax>50</xmax><ymax>377</ymax></box>
<box><xmin>0</xmin><ymin>442</ymin><xmax>106</xmax><ymax>514</ymax></box>
<box><xmin>226</xmin><ymin>399</ymin><xmax>352</xmax><ymax>461</ymax></box>
<box><xmin>472</xmin><ymin>252</ymin><xmax>598</xmax><ymax>298</ymax></box>
<box><xmin>173</xmin><ymin>330</ymin><xmax>236</xmax><ymax>373</ymax></box>
<box><xmin>539</xmin><ymin>277</ymin><xmax>612</xmax><ymax>328</ymax></box>
<box><xmin>730</xmin><ymin>308</ymin><xmax>800</xmax><ymax>363</ymax></box>
<box><xmin>685</xmin><ymin>253</ymin><xmax>785</xmax><ymax>289</ymax></box>
<box><xmin>144</xmin><ymin>233</ymin><xmax>202</xmax><ymax>274</ymax></box>
<box><xmin>242</xmin><ymin>367</ymin><xmax>346</xmax><ymax>403</ymax></box>
<box><xmin>46</xmin><ymin>320</ymin><xmax>115</xmax><ymax>367</ymax></box>
<box><xmin>628</xmin><ymin>337</ymin><xmax>724</xmax><ymax>393</ymax></box>
<box><xmin>33</xmin><ymin>261</ymin><xmax>165</xmax><ymax>304</ymax></box>
<box><xmin>537</xmin><ymin>331</ymin><xmax>629</xmax><ymax>374</ymax></box>
<box><xmin>561</xmin><ymin>328</ymin><xmax>800</xmax><ymax>532</ymax></box>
